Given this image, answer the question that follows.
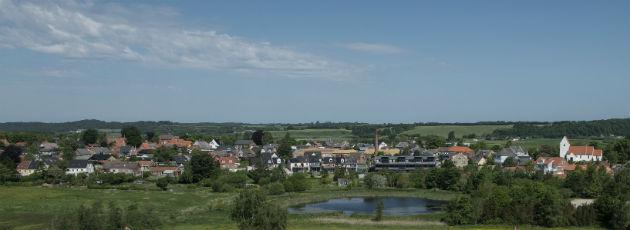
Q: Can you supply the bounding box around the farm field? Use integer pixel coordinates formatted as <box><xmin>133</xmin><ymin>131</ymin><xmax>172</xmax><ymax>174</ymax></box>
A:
<box><xmin>401</xmin><ymin>125</ymin><xmax>513</xmax><ymax>138</ymax></box>
<box><xmin>479</xmin><ymin>138</ymin><xmax>604</xmax><ymax>150</ymax></box>
<box><xmin>267</xmin><ymin>129</ymin><xmax>354</xmax><ymax>141</ymax></box>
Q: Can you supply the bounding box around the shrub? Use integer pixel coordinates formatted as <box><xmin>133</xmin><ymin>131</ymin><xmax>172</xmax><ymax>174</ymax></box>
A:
<box><xmin>156</xmin><ymin>177</ymin><xmax>169</xmax><ymax>191</ymax></box>
<box><xmin>265</xmin><ymin>182</ymin><xmax>285</xmax><ymax>195</ymax></box>
<box><xmin>284</xmin><ymin>173</ymin><xmax>309</xmax><ymax>192</ymax></box>
<box><xmin>364</xmin><ymin>173</ymin><xmax>387</xmax><ymax>189</ymax></box>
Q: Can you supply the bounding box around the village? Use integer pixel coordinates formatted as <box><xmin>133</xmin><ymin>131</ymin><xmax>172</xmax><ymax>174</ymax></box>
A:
<box><xmin>6</xmin><ymin>128</ymin><xmax>611</xmax><ymax>181</ymax></box>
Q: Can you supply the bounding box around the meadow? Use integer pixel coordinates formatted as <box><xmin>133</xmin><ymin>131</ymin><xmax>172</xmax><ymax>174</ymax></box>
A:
<box><xmin>267</xmin><ymin>129</ymin><xmax>354</xmax><ymax>141</ymax></box>
<box><xmin>401</xmin><ymin>125</ymin><xmax>512</xmax><ymax>138</ymax></box>
<box><xmin>0</xmin><ymin>180</ymin><xmax>603</xmax><ymax>230</ymax></box>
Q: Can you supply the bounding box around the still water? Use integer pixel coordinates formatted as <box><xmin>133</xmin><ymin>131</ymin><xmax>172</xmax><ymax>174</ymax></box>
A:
<box><xmin>288</xmin><ymin>197</ymin><xmax>445</xmax><ymax>216</ymax></box>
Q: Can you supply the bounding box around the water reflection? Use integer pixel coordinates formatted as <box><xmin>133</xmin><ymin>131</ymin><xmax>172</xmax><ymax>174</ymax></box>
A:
<box><xmin>288</xmin><ymin>197</ymin><xmax>445</xmax><ymax>216</ymax></box>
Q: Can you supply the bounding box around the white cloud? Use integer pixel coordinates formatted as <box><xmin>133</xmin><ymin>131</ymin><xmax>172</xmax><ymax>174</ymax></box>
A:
<box><xmin>0</xmin><ymin>0</ymin><xmax>356</xmax><ymax>79</ymax></box>
<box><xmin>342</xmin><ymin>42</ymin><xmax>404</xmax><ymax>54</ymax></box>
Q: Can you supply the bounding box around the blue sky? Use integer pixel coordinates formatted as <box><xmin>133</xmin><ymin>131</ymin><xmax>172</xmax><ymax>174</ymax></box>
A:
<box><xmin>0</xmin><ymin>0</ymin><xmax>628</xmax><ymax>123</ymax></box>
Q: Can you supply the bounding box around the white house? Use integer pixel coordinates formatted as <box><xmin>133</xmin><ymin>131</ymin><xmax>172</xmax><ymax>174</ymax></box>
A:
<box><xmin>209</xmin><ymin>139</ymin><xmax>220</xmax><ymax>149</ymax></box>
<box><xmin>66</xmin><ymin>160</ymin><xmax>95</xmax><ymax>175</ymax></box>
<box><xmin>559</xmin><ymin>136</ymin><xmax>603</xmax><ymax>162</ymax></box>
<box><xmin>378</xmin><ymin>142</ymin><xmax>388</xmax><ymax>150</ymax></box>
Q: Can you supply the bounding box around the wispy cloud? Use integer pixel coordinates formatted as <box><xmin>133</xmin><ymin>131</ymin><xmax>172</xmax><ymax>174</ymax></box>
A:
<box><xmin>0</xmin><ymin>0</ymin><xmax>357</xmax><ymax>80</ymax></box>
<box><xmin>342</xmin><ymin>42</ymin><xmax>404</xmax><ymax>54</ymax></box>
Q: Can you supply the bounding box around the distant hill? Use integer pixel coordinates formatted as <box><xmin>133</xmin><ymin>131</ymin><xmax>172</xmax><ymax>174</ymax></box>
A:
<box><xmin>0</xmin><ymin>118</ymin><xmax>629</xmax><ymax>139</ymax></box>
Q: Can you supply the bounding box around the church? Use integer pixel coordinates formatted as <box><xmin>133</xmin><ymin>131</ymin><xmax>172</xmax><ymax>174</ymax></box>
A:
<box><xmin>559</xmin><ymin>136</ymin><xmax>603</xmax><ymax>162</ymax></box>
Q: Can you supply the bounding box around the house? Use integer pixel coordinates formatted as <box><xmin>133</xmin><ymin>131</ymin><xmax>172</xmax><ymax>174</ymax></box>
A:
<box><xmin>494</xmin><ymin>146</ymin><xmax>531</xmax><ymax>165</ymax></box>
<box><xmin>372</xmin><ymin>151</ymin><xmax>440</xmax><ymax>171</ymax></box>
<box><xmin>158</xmin><ymin>134</ymin><xmax>176</xmax><ymax>144</ymax></box>
<box><xmin>150</xmin><ymin>166</ymin><xmax>181</xmax><ymax>177</ymax></box>
<box><xmin>102</xmin><ymin>161</ymin><xmax>139</xmax><ymax>175</ymax></box>
<box><xmin>16</xmin><ymin>160</ymin><xmax>38</xmax><ymax>176</ymax></box>
<box><xmin>89</xmin><ymin>153</ymin><xmax>116</xmax><ymax>163</ymax></box>
<box><xmin>119</xmin><ymin>145</ymin><xmax>136</xmax><ymax>157</ymax></box>
<box><xmin>217</xmin><ymin>155</ymin><xmax>239</xmax><ymax>170</ymax></box>
<box><xmin>66</xmin><ymin>160</ymin><xmax>95</xmax><ymax>175</ymax></box>
<box><xmin>264</xmin><ymin>152</ymin><xmax>283</xmax><ymax>168</ymax></box>
<box><xmin>289</xmin><ymin>156</ymin><xmax>308</xmax><ymax>172</ymax></box>
<box><xmin>172</xmin><ymin>155</ymin><xmax>189</xmax><ymax>166</ymax></box>
<box><xmin>305</xmin><ymin>152</ymin><xmax>322</xmax><ymax>172</ymax></box>
<box><xmin>378</xmin><ymin>142</ymin><xmax>389</xmax><ymax>150</ymax></box>
<box><xmin>39</xmin><ymin>142</ymin><xmax>59</xmax><ymax>155</ymax></box>
<box><xmin>560</xmin><ymin>136</ymin><xmax>603</xmax><ymax>162</ymax></box>
<box><xmin>470</xmin><ymin>150</ymin><xmax>494</xmax><ymax>166</ymax></box>
<box><xmin>437</xmin><ymin>146</ymin><xmax>475</xmax><ymax>156</ymax></box>
<box><xmin>450</xmin><ymin>153</ymin><xmax>469</xmax><ymax>168</ymax></box>
<box><xmin>139</xmin><ymin>141</ymin><xmax>158</xmax><ymax>151</ymax></box>
<box><xmin>337</xmin><ymin>178</ymin><xmax>350</xmax><ymax>187</ymax></box>
<box><xmin>75</xmin><ymin>148</ymin><xmax>94</xmax><ymax>160</ymax></box>
<box><xmin>395</xmin><ymin>142</ymin><xmax>410</xmax><ymax>149</ymax></box>
<box><xmin>535</xmin><ymin>156</ymin><xmax>576</xmax><ymax>176</ymax></box>
<box><xmin>234</xmin><ymin>140</ymin><xmax>255</xmax><ymax>150</ymax></box>
<box><xmin>167</xmin><ymin>138</ymin><xmax>192</xmax><ymax>148</ymax></box>
<box><xmin>193</xmin><ymin>140</ymin><xmax>219</xmax><ymax>151</ymax></box>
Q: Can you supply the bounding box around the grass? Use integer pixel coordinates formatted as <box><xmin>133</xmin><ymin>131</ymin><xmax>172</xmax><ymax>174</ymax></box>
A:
<box><xmin>0</xmin><ymin>179</ymin><xmax>602</xmax><ymax>230</ymax></box>
<box><xmin>480</xmin><ymin>138</ymin><xmax>603</xmax><ymax>150</ymax></box>
<box><xmin>267</xmin><ymin>129</ymin><xmax>354</xmax><ymax>141</ymax></box>
<box><xmin>402</xmin><ymin>125</ymin><xmax>513</xmax><ymax>138</ymax></box>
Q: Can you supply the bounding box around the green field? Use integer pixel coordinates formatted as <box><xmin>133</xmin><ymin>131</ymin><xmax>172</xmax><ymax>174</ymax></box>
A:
<box><xmin>0</xmin><ymin>180</ymin><xmax>603</xmax><ymax>230</ymax></box>
<box><xmin>480</xmin><ymin>138</ymin><xmax>603</xmax><ymax>150</ymax></box>
<box><xmin>268</xmin><ymin>129</ymin><xmax>354</xmax><ymax>141</ymax></box>
<box><xmin>402</xmin><ymin>125</ymin><xmax>512</xmax><ymax>138</ymax></box>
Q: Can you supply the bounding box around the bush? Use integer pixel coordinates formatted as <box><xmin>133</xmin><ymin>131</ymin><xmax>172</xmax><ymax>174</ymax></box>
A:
<box><xmin>265</xmin><ymin>182</ymin><xmax>285</xmax><ymax>195</ymax></box>
<box><xmin>156</xmin><ymin>177</ymin><xmax>169</xmax><ymax>191</ymax></box>
<box><xmin>284</xmin><ymin>173</ymin><xmax>309</xmax><ymax>192</ymax></box>
<box><xmin>231</xmin><ymin>188</ymin><xmax>287</xmax><ymax>230</ymax></box>
<box><xmin>50</xmin><ymin>202</ymin><xmax>162</xmax><ymax>230</ymax></box>
<box><xmin>444</xmin><ymin>197</ymin><xmax>476</xmax><ymax>225</ymax></box>
<box><xmin>364</xmin><ymin>173</ymin><xmax>386</xmax><ymax>189</ymax></box>
<box><xmin>212</xmin><ymin>181</ymin><xmax>235</xmax><ymax>193</ymax></box>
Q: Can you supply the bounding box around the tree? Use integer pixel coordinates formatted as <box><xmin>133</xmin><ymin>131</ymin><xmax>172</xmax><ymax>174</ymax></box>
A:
<box><xmin>146</xmin><ymin>131</ymin><xmax>156</xmax><ymax>142</ymax></box>
<box><xmin>284</xmin><ymin>173</ymin><xmax>309</xmax><ymax>192</ymax></box>
<box><xmin>81</xmin><ymin>129</ymin><xmax>98</xmax><ymax>145</ymax></box>
<box><xmin>502</xmin><ymin>157</ymin><xmax>517</xmax><ymax>167</ymax></box>
<box><xmin>0</xmin><ymin>163</ymin><xmax>17</xmax><ymax>184</ymax></box>
<box><xmin>372</xmin><ymin>200</ymin><xmax>384</xmax><ymax>222</ymax></box>
<box><xmin>447</xmin><ymin>131</ymin><xmax>456</xmax><ymax>142</ymax></box>
<box><xmin>444</xmin><ymin>197</ymin><xmax>476</xmax><ymax>225</ymax></box>
<box><xmin>263</xmin><ymin>132</ymin><xmax>274</xmax><ymax>145</ymax></box>
<box><xmin>0</xmin><ymin>144</ymin><xmax>22</xmax><ymax>168</ymax></box>
<box><xmin>156</xmin><ymin>177</ymin><xmax>169</xmax><ymax>191</ymax></box>
<box><xmin>231</xmin><ymin>188</ymin><xmax>287</xmax><ymax>230</ymax></box>
<box><xmin>121</xmin><ymin>126</ymin><xmax>142</xmax><ymax>147</ymax></box>
<box><xmin>277</xmin><ymin>142</ymin><xmax>293</xmax><ymax>161</ymax></box>
<box><xmin>178</xmin><ymin>161</ymin><xmax>194</xmax><ymax>184</ymax></box>
<box><xmin>364</xmin><ymin>173</ymin><xmax>387</xmax><ymax>189</ymax></box>
<box><xmin>424</xmin><ymin>135</ymin><xmax>446</xmax><ymax>149</ymax></box>
<box><xmin>190</xmin><ymin>152</ymin><xmax>220</xmax><ymax>183</ymax></box>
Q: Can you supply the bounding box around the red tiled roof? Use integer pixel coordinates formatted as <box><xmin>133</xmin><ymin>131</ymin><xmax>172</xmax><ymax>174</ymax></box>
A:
<box><xmin>568</xmin><ymin>146</ymin><xmax>603</xmax><ymax>156</ymax></box>
<box><xmin>536</xmin><ymin>156</ymin><xmax>576</xmax><ymax>171</ymax></box>
<box><xmin>16</xmin><ymin>161</ymin><xmax>30</xmax><ymax>170</ymax></box>
<box><xmin>446</xmin><ymin>146</ymin><xmax>474</xmax><ymax>154</ymax></box>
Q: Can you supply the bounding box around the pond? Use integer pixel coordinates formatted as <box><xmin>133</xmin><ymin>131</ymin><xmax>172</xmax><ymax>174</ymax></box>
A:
<box><xmin>287</xmin><ymin>197</ymin><xmax>446</xmax><ymax>216</ymax></box>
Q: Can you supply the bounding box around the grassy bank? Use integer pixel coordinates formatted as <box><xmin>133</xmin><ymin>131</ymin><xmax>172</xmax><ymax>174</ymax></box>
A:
<box><xmin>0</xmin><ymin>182</ymin><xmax>602</xmax><ymax>230</ymax></box>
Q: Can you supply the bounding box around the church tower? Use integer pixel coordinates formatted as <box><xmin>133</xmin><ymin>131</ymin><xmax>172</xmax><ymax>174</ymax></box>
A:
<box><xmin>559</xmin><ymin>136</ymin><xmax>570</xmax><ymax>159</ymax></box>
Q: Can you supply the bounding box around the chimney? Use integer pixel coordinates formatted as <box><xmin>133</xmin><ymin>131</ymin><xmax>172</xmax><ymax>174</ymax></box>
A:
<box><xmin>374</xmin><ymin>129</ymin><xmax>379</xmax><ymax>151</ymax></box>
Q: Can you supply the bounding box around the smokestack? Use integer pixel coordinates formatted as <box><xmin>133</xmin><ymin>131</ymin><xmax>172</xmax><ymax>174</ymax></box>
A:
<box><xmin>374</xmin><ymin>129</ymin><xmax>379</xmax><ymax>151</ymax></box>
